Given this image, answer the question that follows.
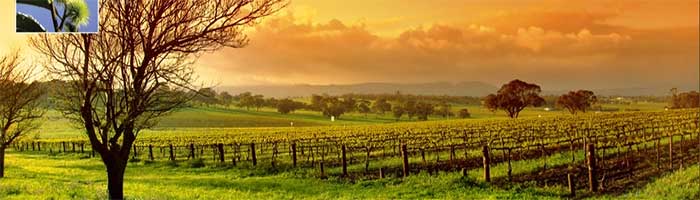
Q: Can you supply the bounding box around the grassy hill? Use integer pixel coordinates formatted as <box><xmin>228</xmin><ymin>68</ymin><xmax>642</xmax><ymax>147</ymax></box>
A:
<box><xmin>33</xmin><ymin>102</ymin><xmax>667</xmax><ymax>139</ymax></box>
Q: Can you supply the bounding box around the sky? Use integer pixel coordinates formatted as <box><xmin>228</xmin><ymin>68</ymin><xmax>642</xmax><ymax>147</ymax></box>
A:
<box><xmin>1</xmin><ymin>0</ymin><xmax>699</xmax><ymax>91</ymax></box>
<box><xmin>16</xmin><ymin>0</ymin><xmax>99</xmax><ymax>32</ymax></box>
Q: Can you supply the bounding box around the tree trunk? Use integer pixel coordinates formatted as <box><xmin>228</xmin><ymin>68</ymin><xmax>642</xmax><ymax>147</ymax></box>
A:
<box><xmin>0</xmin><ymin>147</ymin><xmax>5</xmax><ymax>178</ymax></box>
<box><xmin>104</xmin><ymin>155</ymin><xmax>127</xmax><ymax>200</ymax></box>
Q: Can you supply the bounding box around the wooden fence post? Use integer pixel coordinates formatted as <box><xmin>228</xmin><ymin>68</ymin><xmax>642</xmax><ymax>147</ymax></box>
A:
<box><xmin>80</xmin><ymin>143</ymin><xmax>84</xmax><ymax>154</ymax></box>
<box><xmin>169</xmin><ymin>144</ymin><xmax>175</xmax><ymax>161</ymax></box>
<box><xmin>189</xmin><ymin>143</ymin><xmax>195</xmax><ymax>160</ymax></box>
<box><xmin>482</xmin><ymin>145</ymin><xmax>490</xmax><ymax>182</ymax></box>
<box><xmin>507</xmin><ymin>148</ymin><xmax>513</xmax><ymax>181</ymax></box>
<box><xmin>587</xmin><ymin>144</ymin><xmax>597</xmax><ymax>192</ymax></box>
<box><xmin>364</xmin><ymin>147</ymin><xmax>371</xmax><ymax>172</ymax></box>
<box><xmin>669</xmin><ymin>134</ymin><xmax>674</xmax><ymax>170</ymax></box>
<box><xmin>379</xmin><ymin>167</ymin><xmax>385</xmax><ymax>179</ymax></box>
<box><xmin>218</xmin><ymin>143</ymin><xmax>225</xmax><ymax>163</ymax></box>
<box><xmin>341</xmin><ymin>144</ymin><xmax>348</xmax><ymax>177</ymax></box>
<box><xmin>401</xmin><ymin>144</ymin><xmax>410</xmax><ymax>178</ymax></box>
<box><xmin>568</xmin><ymin>173</ymin><xmax>576</xmax><ymax>197</ymax></box>
<box><xmin>656</xmin><ymin>137</ymin><xmax>661</xmax><ymax>169</ymax></box>
<box><xmin>291</xmin><ymin>143</ymin><xmax>297</xmax><ymax>167</ymax></box>
<box><xmin>132</xmin><ymin>145</ymin><xmax>138</xmax><ymax>160</ymax></box>
<box><xmin>149</xmin><ymin>145</ymin><xmax>154</xmax><ymax>161</ymax></box>
<box><xmin>679</xmin><ymin>132</ymin><xmax>684</xmax><ymax>169</ymax></box>
<box><xmin>319</xmin><ymin>161</ymin><xmax>326</xmax><ymax>178</ymax></box>
<box><xmin>251</xmin><ymin>143</ymin><xmax>257</xmax><ymax>166</ymax></box>
<box><xmin>449</xmin><ymin>145</ymin><xmax>455</xmax><ymax>163</ymax></box>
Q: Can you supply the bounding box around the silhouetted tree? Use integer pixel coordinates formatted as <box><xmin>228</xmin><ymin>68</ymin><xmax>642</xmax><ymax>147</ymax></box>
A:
<box><xmin>195</xmin><ymin>88</ymin><xmax>218</xmax><ymax>105</ymax></box>
<box><xmin>321</xmin><ymin>97</ymin><xmax>347</xmax><ymax>119</ymax></box>
<box><xmin>671</xmin><ymin>90</ymin><xmax>700</xmax><ymax>109</ymax></box>
<box><xmin>342</xmin><ymin>96</ymin><xmax>357</xmax><ymax>112</ymax></box>
<box><xmin>30</xmin><ymin>0</ymin><xmax>286</xmax><ymax>198</ymax></box>
<box><xmin>392</xmin><ymin>105</ymin><xmax>405</xmax><ymax>121</ymax></box>
<box><xmin>218</xmin><ymin>91</ymin><xmax>234</xmax><ymax>106</ymax></box>
<box><xmin>458</xmin><ymin>108</ymin><xmax>471</xmax><ymax>119</ymax></box>
<box><xmin>556</xmin><ymin>90</ymin><xmax>597</xmax><ymax>114</ymax></box>
<box><xmin>372</xmin><ymin>98</ymin><xmax>392</xmax><ymax>115</ymax></box>
<box><xmin>357</xmin><ymin>100</ymin><xmax>371</xmax><ymax>118</ymax></box>
<box><xmin>415</xmin><ymin>102</ymin><xmax>434</xmax><ymax>121</ymax></box>
<box><xmin>403</xmin><ymin>100</ymin><xmax>417</xmax><ymax>120</ymax></box>
<box><xmin>309</xmin><ymin>94</ymin><xmax>325</xmax><ymax>111</ymax></box>
<box><xmin>252</xmin><ymin>95</ymin><xmax>265</xmax><ymax>111</ymax></box>
<box><xmin>434</xmin><ymin>101</ymin><xmax>452</xmax><ymax>118</ymax></box>
<box><xmin>0</xmin><ymin>52</ymin><xmax>45</xmax><ymax>178</ymax></box>
<box><xmin>276</xmin><ymin>99</ymin><xmax>304</xmax><ymax>114</ymax></box>
<box><xmin>484</xmin><ymin>79</ymin><xmax>545</xmax><ymax>118</ymax></box>
<box><xmin>238</xmin><ymin>92</ymin><xmax>255</xmax><ymax>110</ymax></box>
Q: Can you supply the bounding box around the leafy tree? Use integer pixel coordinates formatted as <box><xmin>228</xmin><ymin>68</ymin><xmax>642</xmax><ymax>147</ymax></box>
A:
<box><xmin>556</xmin><ymin>90</ymin><xmax>597</xmax><ymax>114</ymax></box>
<box><xmin>0</xmin><ymin>52</ymin><xmax>45</xmax><ymax>178</ymax></box>
<box><xmin>236</xmin><ymin>92</ymin><xmax>265</xmax><ymax>111</ymax></box>
<box><xmin>434</xmin><ymin>101</ymin><xmax>452</xmax><ymax>118</ymax></box>
<box><xmin>265</xmin><ymin>97</ymin><xmax>279</xmax><ymax>108</ymax></box>
<box><xmin>195</xmin><ymin>88</ymin><xmax>219</xmax><ymax>105</ymax></box>
<box><xmin>277</xmin><ymin>99</ymin><xmax>304</xmax><ymax>114</ymax></box>
<box><xmin>252</xmin><ymin>94</ymin><xmax>265</xmax><ymax>111</ymax></box>
<box><xmin>218</xmin><ymin>91</ymin><xmax>234</xmax><ymax>106</ymax></box>
<box><xmin>670</xmin><ymin>90</ymin><xmax>700</xmax><ymax>109</ymax></box>
<box><xmin>458</xmin><ymin>108</ymin><xmax>471</xmax><ymax>118</ymax></box>
<box><xmin>392</xmin><ymin>105</ymin><xmax>405</xmax><ymax>121</ymax></box>
<box><xmin>372</xmin><ymin>98</ymin><xmax>392</xmax><ymax>115</ymax></box>
<box><xmin>31</xmin><ymin>0</ymin><xmax>286</xmax><ymax>198</ymax></box>
<box><xmin>238</xmin><ymin>92</ymin><xmax>255</xmax><ymax>110</ymax></box>
<box><xmin>415</xmin><ymin>102</ymin><xmax>434</xmax><ymax>121</ymax></box>
<box><xmin>484</xmin><ymin>79</ymin><xmax>545</xmax><ymax>118</ymax></box>
<box><xmin>342</xmin><ymin>96</ymin><xmax>357</xmax><ymax>112</ymax></box>
<box><xmin>403</xmin><ymin>100</ymin><xmax>417</xmax><ymax>120</ymax></box>
<box><xmin>321</xmin><ymin>97</ymin><xmax>347</xmax><ymax>119</ymax></box>
<box><xmin>309</xmin><ymin>94</ymin><xmax>325</xmax><ymax>111</ymax></box>
<box><xmin>357</xmin><ymin>100</ymin><xmax>371</xmax><ymax>118</ymax></box>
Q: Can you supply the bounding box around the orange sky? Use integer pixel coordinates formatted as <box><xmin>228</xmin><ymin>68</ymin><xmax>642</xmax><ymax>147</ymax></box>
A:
<box><xmin>2</xmin><ymin>0</ymin><xmax>699</xmax><ymax>90</ymax></box>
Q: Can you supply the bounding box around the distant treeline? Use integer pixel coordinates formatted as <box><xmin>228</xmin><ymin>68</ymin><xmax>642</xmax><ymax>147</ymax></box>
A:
<box><xmin>190</xmin><ymin>89</ymin><xmax>466</xmax><ymax>121</ymax></box>
<box><xmin>33</xmin><ymin>80</ymin><xmax>697</xmax><ymax>120</ymax></box>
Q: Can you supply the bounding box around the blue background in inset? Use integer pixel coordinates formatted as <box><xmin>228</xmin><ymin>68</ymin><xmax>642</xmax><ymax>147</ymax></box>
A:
<box><xmin>16</xmin><ymin>0</ymin><xmax>99</xmax><ymax>32</ymax></box>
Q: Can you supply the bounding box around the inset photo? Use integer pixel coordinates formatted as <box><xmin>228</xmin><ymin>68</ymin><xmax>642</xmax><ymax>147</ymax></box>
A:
<box><xmin>16</xmin><ymin>0</ymin><xmax>98</xmax><ymax>33</ymax></box>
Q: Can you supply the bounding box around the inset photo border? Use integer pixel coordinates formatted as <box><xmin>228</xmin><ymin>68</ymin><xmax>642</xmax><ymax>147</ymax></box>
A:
<box><xmin>16</xmin><ymin>0</ymin><xmax>99</xmax><ymax>33</ymax></box>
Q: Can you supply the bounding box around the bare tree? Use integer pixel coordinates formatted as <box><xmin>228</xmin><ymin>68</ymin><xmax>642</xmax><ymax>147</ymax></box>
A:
<box><xmin>30</xmin><ymin>0</ymin><xmax>286</xmax><ymax>198</ymax></box>
<box><xmin>0</xmin><ymin>52</ymin><xmax>45</xmax><ymax>178</ymax></box>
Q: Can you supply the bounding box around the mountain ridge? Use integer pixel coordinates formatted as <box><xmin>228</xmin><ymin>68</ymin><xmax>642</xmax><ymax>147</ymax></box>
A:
<box><xmin>217</xmin><ymin>82</ymin><xmax>695</xmax><ymax>98</ymax></box>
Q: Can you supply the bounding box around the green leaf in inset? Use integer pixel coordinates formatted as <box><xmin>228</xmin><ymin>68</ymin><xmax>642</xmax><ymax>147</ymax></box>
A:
<box><xmin>16</xmin><ymin>12</ymin><xmax>47</xmax><ymax>32</ymax></box>
<box><xmin>60</xmin><ymin>0</ymin><xmax>90</xmax><ymax>26</ymax></box>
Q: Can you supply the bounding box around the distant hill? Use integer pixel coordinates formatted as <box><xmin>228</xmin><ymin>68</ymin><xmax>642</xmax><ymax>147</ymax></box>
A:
<box><xmin>217</xmin><ymin>82</ymin><xmax>499</xmax><ymax>98</ymax></box>
<box><xmin>218</xmin><ymin>82</ymin><xmax>696</xmax><ymax>98</ymax></box>
<box><xmin>543</xmin><ymin>86</ymin><xmax>697</xmax><ymax>97</ymax></box>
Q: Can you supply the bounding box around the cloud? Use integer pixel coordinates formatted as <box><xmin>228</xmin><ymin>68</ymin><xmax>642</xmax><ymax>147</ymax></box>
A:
<box><xmin>200</xmin><ymin>10</ymin><xmax>697</xmax><ymax>90</ymax></box>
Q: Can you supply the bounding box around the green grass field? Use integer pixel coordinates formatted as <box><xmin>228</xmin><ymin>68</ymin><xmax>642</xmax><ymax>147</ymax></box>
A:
<box><xmin>33</xmin><ymin>102</ymin><xmax>668</xmax><ymax>139</ymax></box>
<box><xmin>2</xmin><ymin>147</ymin><xmax>697</xmax><ymax>199</ymax></box>
<box><xmin>3</xmin><ymin>102</ymin><xmax>687</xmax><ymax>199</ymax></box>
